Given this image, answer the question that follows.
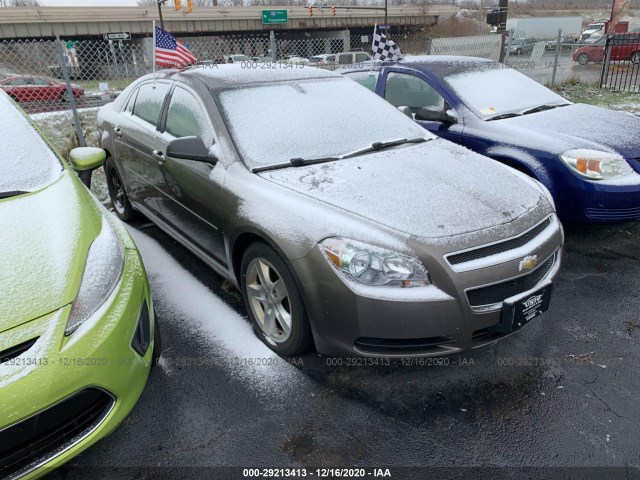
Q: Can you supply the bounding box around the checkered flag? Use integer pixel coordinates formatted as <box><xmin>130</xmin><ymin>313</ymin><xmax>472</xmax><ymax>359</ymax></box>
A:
<box><xmin>371</xmin><ymin>26</ymin><xmax>404</xmax><ymax>61</ymax></box>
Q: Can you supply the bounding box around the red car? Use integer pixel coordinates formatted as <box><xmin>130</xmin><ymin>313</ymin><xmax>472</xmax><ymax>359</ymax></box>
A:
<box><xmin>573</xmin><ymin>34</ymin><xmax>640</xmax><ymax>65</ymax></box>
<box><xmin>0</xmin><ymin>76</ymin><xmax>84</xmax><ymax>103</ymax></box>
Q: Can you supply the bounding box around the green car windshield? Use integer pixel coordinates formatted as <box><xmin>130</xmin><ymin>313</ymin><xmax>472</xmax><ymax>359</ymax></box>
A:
<box><xmin>0</xmin><ymin>95</ymin><xmax>63</xmax><ymax>193</ymax></box>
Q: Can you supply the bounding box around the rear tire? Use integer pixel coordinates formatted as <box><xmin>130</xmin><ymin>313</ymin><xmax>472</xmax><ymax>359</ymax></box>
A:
<box><xmin>105</xmin><ymin>156</ymin><xmax>136</xmax><ymax>222</ymax></box>
<box><xmin>152</xmin><ymin>314</ymin><xmax>162</xmax><ymax>367</ymax></box>
<box><xmin>578</xmin><ymin>53</ymin><xmax>590</xmax><ymax>65</ymax></box>
<box><xmin>631</xmin><ymin>51</ymin><xmax>640</xmax><ymax>64</ymax></box>
<box><xmin>240</xmin><ymin>242</ymin><xmax>313</xmax><ymax>356</ymax></box>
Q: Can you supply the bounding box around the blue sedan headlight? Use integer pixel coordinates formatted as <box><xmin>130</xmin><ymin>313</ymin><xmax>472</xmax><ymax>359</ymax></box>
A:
<box><xmin>559</xmin><ymin>149</ymin><xmax>634</xmax><ymax>180</ymax></box>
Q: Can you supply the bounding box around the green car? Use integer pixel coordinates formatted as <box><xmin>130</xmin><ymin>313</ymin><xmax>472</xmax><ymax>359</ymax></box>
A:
<box><xmin>0</xmin><ymin>91</ymin><xmax>157</xmax><ymax>479</ymax></box>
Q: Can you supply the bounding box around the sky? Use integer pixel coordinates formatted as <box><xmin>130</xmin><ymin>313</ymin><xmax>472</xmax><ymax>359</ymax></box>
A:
<box><xmin>41</xmin><ymin>0</ymin><xmax>139</xmax><ymax>5</ymax></box>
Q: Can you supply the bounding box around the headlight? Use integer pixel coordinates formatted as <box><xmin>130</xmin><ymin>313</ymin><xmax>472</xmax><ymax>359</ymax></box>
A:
<box><xmin>559</xmin><ymin>149</ymin><xmax>633</xmax><ymax>180</ymax></box>
<box><xmin>321</xmin><ymin>238</ymin><xmax>430</xmax><ymax>287</ymax></box>
<box><xmin>65</xmin><ymin>219</ymin><xmax>124</xmax><ymax>335</ymax></box>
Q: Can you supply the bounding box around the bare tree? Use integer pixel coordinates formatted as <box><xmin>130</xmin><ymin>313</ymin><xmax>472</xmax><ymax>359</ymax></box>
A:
<box><xmin>0</xmin><ymin>0</ymin><xmax>40</xmax><ymax>5</ymax></box>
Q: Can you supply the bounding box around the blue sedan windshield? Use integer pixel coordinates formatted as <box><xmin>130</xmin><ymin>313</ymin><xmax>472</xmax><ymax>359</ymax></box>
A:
<box><xmin>444</xmin><ymin>66</ymin><xmax>569</xmax><ymax>120</ymax></box>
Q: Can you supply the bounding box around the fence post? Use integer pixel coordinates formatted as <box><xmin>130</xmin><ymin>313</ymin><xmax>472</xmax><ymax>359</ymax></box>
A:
<box><xmin>270</xmin><ymin>31</ymin><xmax>276</xmax><ymax>62</ymax></box>
<box><xmin>55</xmin><ymin>35</ymin><xmax>86</xmax><ymax>148</ymax></box>
<box><xmin>551</xmin><ymin>28</ymin><xmax>561</xmax><ymax>87</ymax></box>
<box><xmin>504</xmin><ymin>30</ymin><xmax>512</xmax><ymax>65</ymax></box>
<box><xmin>599</xmin><ymin>36</ymin><xmax>613</xmax><ymax>89</ymax></box>
<box><xmin>426</xmin><ymin>38</ymin><xmax>432</xmax><ymax>55</ymax></box>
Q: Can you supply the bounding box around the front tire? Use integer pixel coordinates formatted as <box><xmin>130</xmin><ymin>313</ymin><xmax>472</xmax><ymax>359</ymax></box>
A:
<box><xmin>631</xmin><ymin>51</ymin><xmax>640</xmax><ymax>64</ymax></box>
<box><xmin>241</xmin><ymin>242</ymin><xmax>312</xmax><ymax>356</ymax></box>
<box><xmin>105</xmin><ymin>156</ymin><xmax>136</xmax><ymax>222</ymax></box>
<box><xmin>577</xmin><ymin>53</ymin><xmax>590</xmax><ymax>65</ymax></box>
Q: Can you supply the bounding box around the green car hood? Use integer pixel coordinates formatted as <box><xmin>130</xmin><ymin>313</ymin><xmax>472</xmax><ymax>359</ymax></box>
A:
<box><xmin>0</xmin><ymin>171</ymin><xmax>101</xmax><ymax>333</ymax></box>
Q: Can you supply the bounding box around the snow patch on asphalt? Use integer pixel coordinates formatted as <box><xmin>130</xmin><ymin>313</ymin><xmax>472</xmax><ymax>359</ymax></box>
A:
<box><xmin>127</xmin><ymin>227</ymin><xmax>305</xmax><ymax>397</ymax></box>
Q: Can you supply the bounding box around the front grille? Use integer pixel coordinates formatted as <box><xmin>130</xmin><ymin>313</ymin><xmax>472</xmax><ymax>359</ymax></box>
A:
<box><xmin>0</xmin><ymin>338</ymin><xmax>38</xmax><ymax>364</ymax></box>
<box><xmin>0</xmin><ymin>388</ymin><xmax>113</xmax><ymax>479</ymax></box>
<box><xmin>466</xmin><ymin>254</ymin><xmax>555</xmax><ymax>308</ymax></box>
<box><xmin>448</xmin><ymin>217</ymin><xmax>551</xmax><ymax>265</ymax></box>
<box><xmin>586</xmin><ymin>206</ymin><xmax>640</xmax><ymax>221</ymax></box>
<box><xmin>355</xmin><ymin>336</ymin><xmax>456</xmax><ymax>355</ymax></box>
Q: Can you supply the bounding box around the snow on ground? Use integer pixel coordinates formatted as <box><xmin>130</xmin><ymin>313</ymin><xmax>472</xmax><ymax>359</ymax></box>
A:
<box><xmin>126</xmin><ymin>226</ymin><xmax>308</xmax><ymax>398</ymax></box>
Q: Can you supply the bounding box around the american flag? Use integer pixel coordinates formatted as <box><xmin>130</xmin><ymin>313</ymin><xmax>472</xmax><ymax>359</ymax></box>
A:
<box><xmin>154</xmin><ymin>26</ymin><xmax>197</xmax><ymax>67</ymax></box>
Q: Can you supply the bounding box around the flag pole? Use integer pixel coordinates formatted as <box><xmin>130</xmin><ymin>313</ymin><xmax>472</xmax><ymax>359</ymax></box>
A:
<box><xmin>152</xmin><ymin>20</ymin><xmax>157</xmax><ymax>85</ymax></box>
<box><xmin>369</xmin><ymin>24</ymin><xmax>377</xmax><ymax>76</ymax></box>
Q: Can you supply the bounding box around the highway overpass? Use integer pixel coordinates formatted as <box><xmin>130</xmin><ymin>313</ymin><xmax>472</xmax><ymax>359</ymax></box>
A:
<box><xmin>0</xmin><ymin>5</ymin><xmax>459</xmax><ymax>40</ymax></box>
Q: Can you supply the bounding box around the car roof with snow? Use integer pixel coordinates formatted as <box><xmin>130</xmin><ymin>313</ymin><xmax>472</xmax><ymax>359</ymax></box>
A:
<box><xmin>151</xmin><ymin>64</ymin><xmax>340</xmax><ymax>90</ymax></box>
<box><xmin>339</xmin><ymin>55</ymin><xmax>497</xmax><ymax>78</ymax></box>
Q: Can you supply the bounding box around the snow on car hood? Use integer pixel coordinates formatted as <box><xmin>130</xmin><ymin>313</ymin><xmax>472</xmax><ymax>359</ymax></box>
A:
<box><xmin>0</xmin><ymin>172</ymin><xmax>99</xmax><ymax>333</ymax></box>
<box><xmin>258</xmin><ymin>139</ymin><xmax>544</xmax><ymax>239</ymax></box>
<box><xmin>496</xmin><ymin>104</ymin><xmax>640</xmax><ymax>159</ymax></box>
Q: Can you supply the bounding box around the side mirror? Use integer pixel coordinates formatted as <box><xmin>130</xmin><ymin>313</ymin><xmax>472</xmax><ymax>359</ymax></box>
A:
<box><xmin>167</xmin><ymin>136</ymin><xmax>217</xmax><ymax>164</ymax></box>
<box><xmin>415</xmin><ymin>106</ymin><xmax>457</xmax><ymax>124</ymax></box>
<box><xmin>397</xmin><ymin>106</ymin><xmax>413</xmax><ymax>119</ymax></box>
<box><xmin>69</xmin><ymin>147</ymin><xmax>106</xmax><ymax>188</ymax></box>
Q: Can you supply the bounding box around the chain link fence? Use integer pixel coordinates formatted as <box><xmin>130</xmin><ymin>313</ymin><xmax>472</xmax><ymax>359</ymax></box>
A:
<box><xmin>1</xmin><ymin>29</ymin><xmax>624</xmax><ymax>155</ymax></box>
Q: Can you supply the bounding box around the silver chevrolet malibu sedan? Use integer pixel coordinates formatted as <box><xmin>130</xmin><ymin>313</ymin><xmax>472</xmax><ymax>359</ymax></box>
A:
<box><xmin>97</xmin><ymin>65</ymin><xmax>563</xmax><ymax>358</ymax></box>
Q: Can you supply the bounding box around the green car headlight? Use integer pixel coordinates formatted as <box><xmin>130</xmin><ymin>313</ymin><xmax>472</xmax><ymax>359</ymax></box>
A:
<box><xmin>65</xmin><ymin>219</ymin><xmax>124</xmax><ymax>335</ymax></box>
<box><xmin>322</xmin><ymin>237</ymin><xmax>430</xmax><ymax>287</ymax></box>
<box><xmin>559</xmin><ymin>149</ymin><xmax>633</xmax><ymax>180</ymax></box>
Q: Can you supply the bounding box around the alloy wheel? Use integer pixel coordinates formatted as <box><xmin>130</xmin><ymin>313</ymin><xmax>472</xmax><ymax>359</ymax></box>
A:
<box><xmin>245</xmin><ymin>257</ymin><xmax>292</xmax><ymax>343</ymax></box>
<box><xmin>108</xmin><ymin>167</ymin><xmax>126</xmax><ymax>215</ymax></box>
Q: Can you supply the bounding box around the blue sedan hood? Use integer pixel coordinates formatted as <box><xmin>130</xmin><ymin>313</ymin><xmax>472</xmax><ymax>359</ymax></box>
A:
<box><xmin>495</xmin><ymin>104</ymin><xmax>640</xmax><ymax>159</ymax></box>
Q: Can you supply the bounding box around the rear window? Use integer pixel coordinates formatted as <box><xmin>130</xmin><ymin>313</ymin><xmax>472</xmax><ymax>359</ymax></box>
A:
<box><xmin>0</xmin><ymin>93</ymin><xmax>62</xmax><ymax>192</ymax></box>
<box><xmin>344</xmin><ymin>71</ymin><xmax>378</xmax><ymax>92</ymax></box>
<box><xmin>132</xmin><ymin>82</ymin><xmax>170</xmax><ymax>126</ymax></box>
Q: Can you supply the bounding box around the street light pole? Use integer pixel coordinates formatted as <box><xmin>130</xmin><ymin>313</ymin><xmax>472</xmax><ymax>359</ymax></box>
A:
<box><xmin>384</xmin><ymin>0</ymin><xmax>388</xmax><ymax>26</ymax></box>
<box><xmin>497</xmin><ymin>0</ymin><xmax>508</xmax><ymax>63</ymax></box>
<box><xmin>157</xmin><ymin>0</ymin><xmax>166</xmax><ymax>30</ymax></box>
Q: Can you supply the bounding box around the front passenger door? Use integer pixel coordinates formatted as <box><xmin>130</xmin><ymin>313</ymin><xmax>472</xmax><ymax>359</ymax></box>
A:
<box><xmin>383</xmin><ymin>71</ymin><xmax>461</xmax><ymax>142</ymax></box>
<box><xmin>155</xmin><ymin>86</ymin><xmax>227</xmax><ymax>265</ymax></box>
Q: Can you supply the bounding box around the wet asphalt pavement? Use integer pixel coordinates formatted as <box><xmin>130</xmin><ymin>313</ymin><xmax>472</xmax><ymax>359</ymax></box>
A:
<box><xmin>50</xmin><ymin>218</ymin><xmax>640</xmax><ymax>480</ymax></box>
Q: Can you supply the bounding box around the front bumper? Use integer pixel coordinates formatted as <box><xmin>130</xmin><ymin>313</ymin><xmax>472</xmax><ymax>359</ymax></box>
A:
<box><xmin>0</xmin><ymin>247</ymin><xmax>154</xmax><ymax>480</ymax></box>
<box><xmin>556</xmin><ymin>169</ymin><xmax>640</xmax><ymax>222</ymax></box>
<box><xmin>292</xmin><ymin>216</ymin><xmax>563</xmax><ymax>358</ymax></box>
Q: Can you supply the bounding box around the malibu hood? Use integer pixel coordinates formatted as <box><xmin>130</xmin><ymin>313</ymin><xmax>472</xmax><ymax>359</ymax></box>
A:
<box><xmin>259</xmin><ymin>139</ymin><xmax>547</xmax><ymax>239</ymax></box>
<box><xmin>0</xmin><ymin>172</ymin><xmax>101</xmax><ymax>333</ymax></box>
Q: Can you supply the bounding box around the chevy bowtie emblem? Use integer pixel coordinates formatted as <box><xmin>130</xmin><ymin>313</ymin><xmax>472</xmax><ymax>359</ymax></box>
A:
<box><xmin>519</xmin><ymin>255</ymin><xmax>538</xmax><ymax>271</ymax></box>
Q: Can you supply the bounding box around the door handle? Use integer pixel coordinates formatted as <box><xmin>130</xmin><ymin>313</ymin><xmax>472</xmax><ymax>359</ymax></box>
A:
<box><xmin>113</xmin><ymin>127</ymin><xmax>122</xmax><ymax>137</ymax></box>
<box><xmin>152</xmin><ymin>150</ymin><xmax>166</xmax><ymax>165</ymax></box>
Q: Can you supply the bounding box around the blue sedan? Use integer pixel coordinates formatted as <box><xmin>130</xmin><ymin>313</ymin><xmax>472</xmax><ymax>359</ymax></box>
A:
<box><xmin>341</xmin><ymin>56</ymin><xmax>640</xmax><ymax>222</ymax></box>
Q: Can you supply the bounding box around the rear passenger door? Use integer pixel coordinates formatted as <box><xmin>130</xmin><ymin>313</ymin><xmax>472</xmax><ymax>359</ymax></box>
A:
<box><xmin>113</xmin><ymin>81</ymin><xmax>170</xmax><ymax>216</ymax></box>
<box><xmin>155</xmin><ymin>85</ymin><xmax>227</xmax><ymax>265</ymax></box>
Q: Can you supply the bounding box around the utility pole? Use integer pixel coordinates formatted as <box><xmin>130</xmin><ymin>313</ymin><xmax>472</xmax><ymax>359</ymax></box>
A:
<box><xmin>384</xmin><ymin>0</ymin><xmax>388</xmax><ymax>26</ymax></box>
<box><xmin>157</xmin><ymin>0</ymin><xmax>166</xmax><ymax>30</ymax></box>
<box><xmin>497</xmin><ymin>0</ymin><xmax>508</xmax><ymax>63</ymax></box>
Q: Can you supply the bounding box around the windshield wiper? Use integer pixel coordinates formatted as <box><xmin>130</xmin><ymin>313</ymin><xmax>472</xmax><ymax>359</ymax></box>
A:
<box><xmin>251</xmin><ymin>137</ymin><xmax>429</xmax><ymax>173</ymax></box>
<box><xmin>486</xmin><ymin>112</ymin><xmax>522</xmax><ymax>121</ymax></box>
<box><xmin>342</xmin><ymin>137</ymin><xmax>428</xmax><ymax>159</ymax></box>
<box><xmin>252</xmin><ymin>156</ymin><xmax>340</xmax><ymax>173</ymax></box>
<box><xmin>520</xmin><ymin>104</ymin><xmax>570</xmax><ymax>116</ymax></box>
<box><xmin>0</xmin><ymin>190</ymin><xmax>27</xmax><ymax>199</ymax></box>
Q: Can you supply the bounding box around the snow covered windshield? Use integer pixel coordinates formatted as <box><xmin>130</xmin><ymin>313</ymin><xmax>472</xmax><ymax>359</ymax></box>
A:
<box><xmin>444</xmin><ymin>66</ymin><xmax>569</xmax><ymax>120</ymax></box>
<box><xmin>0</xmin><ymin>95</ymin><xmax>63</xmax><ymax>192</ymax></box>
<box><xmin>216</xmin><ymin>78</ymin><xmax>433</xmax><ymax>169</ymax></box>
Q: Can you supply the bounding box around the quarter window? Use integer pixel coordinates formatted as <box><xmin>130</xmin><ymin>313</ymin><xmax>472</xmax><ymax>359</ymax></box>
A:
<box><xmin>132</xmin><ymin>82</ymin><xmax>169</xmax><ymax>126</ymax></box>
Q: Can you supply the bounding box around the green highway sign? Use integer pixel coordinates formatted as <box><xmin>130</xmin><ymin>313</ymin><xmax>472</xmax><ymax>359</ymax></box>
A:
<box><xmin>262</xmin><ymin>9</ymin><xmax>288</xmax><ymax>25</ymax></box>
